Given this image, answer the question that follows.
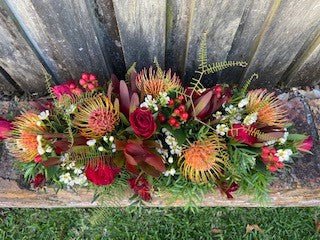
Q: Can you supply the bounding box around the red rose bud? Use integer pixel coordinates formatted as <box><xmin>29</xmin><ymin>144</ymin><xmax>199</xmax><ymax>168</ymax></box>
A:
<box><xmin>173</xmin><ymin>109</ymin><xmax>181</xmax><ymax>116</ymax></box>
<box><xmin>34</xmin><ymin>155</ymin><xmax>43</xmax><ymax>163</ymax></box>
<box><xmin>297</xmin><ymin>136</ymin><xmax>313</xmax><ymax>153</ymax></box>
<box><xmin>128</xmin><ymin>177</ymin><xmax>152</xmax><ymax>201</ymax></box>
<box><xmin>30</xmin><ymin>173</ymin><xmax>46</xmax><ymax>189</ymax></box>
<box><xmin>0</xmin><ymin>117</ymin><xmax>12</xmax><ymax>140</ymax></box>
<box><xmin>181</xmin><ymin>112</ymin><xmax>189</xmax><ymax>121</ymax></box>
<box><xmin>85</xmin><ymin>161</ymin><xmax>120</xmax><ymax>186</ymax></box>
<box><xmin>129</xmin><ymin>107</ymin><xmax>157</xmax><ymax>139</ymax></box>
<box><xmin>228</xmin><ymin>124</ymin><xmax>258</xmax><ymax>146</ymax></box>
<box><xmin>157</xmin><ymin>113</ymin><xmax>166</xmax><ymax>123</ymax></box>
<box><xmin>168</xmin><ymin>117</ymin><xmax>177</xmax><ymax>126</ymax></box>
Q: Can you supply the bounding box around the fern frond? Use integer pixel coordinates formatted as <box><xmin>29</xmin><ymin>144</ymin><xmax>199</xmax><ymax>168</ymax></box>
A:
<box><xmin>204</xmin><ymin>61</ymin><xmax>248</xmax><ymax>75</ymax></box>
<box><xmin>68</xmin><ymin>146</ymin><xmax>109</xmax><ymax>166</ymax></box>
<box><xmin>246</xmin><ymin>126</ymin><xmax>282</xmax><ymax>142</ymax></box>
<box><xmin>44</xmin><ymin>73</ymin><xmax>56</xmax><ymax>100</ymax></box>
<box><xmin>241</xmin><ymin>73</ymin><xmax>258</xmax><ymax>94</ymax></box>
<box><xmin>198</xmin><ymin>32</ymin><xmax>208</xmax><ymax>72</ymax></box>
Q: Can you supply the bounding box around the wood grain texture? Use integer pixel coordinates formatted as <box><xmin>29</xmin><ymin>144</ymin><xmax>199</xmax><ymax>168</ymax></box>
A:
<box><xmin>0</xmin><ymin>68</ymin><xmax>16</xmax><ymax>93</ymax></box>
<box><xmin>0</xmin><ymin>1</ymin><xmax>46</xmax><ymax>93</ymax></box>
<box><xmin>5</xmin><ymin>0</ymin><xmax>112</xmax><ymax>83</ymax></box>
<box><xmin>221</xmin><ymin>0</ymin><xmax>274</xmax><ymax>85</ymax></box>
<box><xmin>87</xmin><ymin>0</ymin><xmax>126</xmax><ymax>78</ymax></box>
<box><xmin>284</xmin><ymin>32</ymin><xmax>320</xmax><ymax>87</ymax></box>
<box><xmin>112</xmin><ymin>0</ymin><xmax>166</xmax><ymax>70</ymax></box>
<box><xmin>165</xmin><ymin>0</ymin><xmax>191</xmax><ymax>78</ymax></box>
<box><xmin>243</xmin><ymin>0</ymin><xmax>320</xmax><ymax>89</ymax></box>
<box><xmin>184</xmin><ymin>0</ymin><xmax>249</xmax><ymax>85</ymax></box>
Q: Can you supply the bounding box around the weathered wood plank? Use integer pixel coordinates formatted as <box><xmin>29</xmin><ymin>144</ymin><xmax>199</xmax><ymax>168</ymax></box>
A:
<box><xmin>165</xmin><ymin>0</ymin><xmax>191</xmax><ymax>78</ymax></box>
<box><xmin>184</xmin><ymin>0</ymin><xmax>249</xmax><ymax>85</ymax></box>
<box><xmin>0</xmin><ymin>67</ymin><xmax>16</xmax><ymax>93</ymax></box>
<box><xmin>112</xmin><ymin>0</ymin><xmax>166</xmax><ymax>70</ymax></box>
<box><xmin>221</xmin><ymin>0</ymin><xmax>274</xmax><ymax>85</ymax></box>
<box><xmin>87</xmin><ymin>0</ymin><xmax>126</xmax><ymax>78</ymax></box>
<box><xmin>0</xmin><ymin>1</ymin><xmax>46</xmax><ymax>93</ymax></box>
<box><xmin>284</xmin><ymin>32</ymin><xmax>320</xmax><ymax>87</ymax></box>
<box><xmin>5</xmin><ymin>0</ymin><xmax>112</xmax><ymax>83</ymax></box>
<box><xmin>243</xmin><ymin>0</ymin><xmax>320</xmax><ymax>88</ymax></box>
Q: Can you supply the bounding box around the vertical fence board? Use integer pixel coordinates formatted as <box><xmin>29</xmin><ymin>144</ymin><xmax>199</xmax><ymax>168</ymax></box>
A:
<box><xmin>6</xmin><ymin>0</ymin><xmax>112</xmax><ymax>83</ymax></box>
<box><xmin>285</xmin><ymin>33</ymin><xmax>320</xmax><ymax>87</ymax></box>
<box><xmin>112</xmin><ymin>0</ymin><xmax>166</xmax><ymax>70</ymax></box>
<box><xmin>243</xmin><ymin>0</ymin><xmax>320</xmax><ymax>89</ymax></box>
<box><xmin>0</xmin><ymin>70</ymin><xmax>15</xmax><ymax>93</ymax></box>
<box><xmin>165</xmin><ymin>0</ymin><xmax>191</xmax><ymax>78</ymax></box>
<box><xmin>0</xmin><ymin>2</ymin><xmax>46</xmax><ymax>93</ymax></box>
<box><xmin>220</xmin><ymin>0</ymin><xmax>274</xmax><ymax>84</ymax></box>
<box><xmin>184</xmin><ymin>0</ymin><xmax>249</xmax><ymax>85</ymax></box>
<box><xmin>88</xmin><ymin>0</ymin><xmax>126</xmax><ymax>78</ymax></box>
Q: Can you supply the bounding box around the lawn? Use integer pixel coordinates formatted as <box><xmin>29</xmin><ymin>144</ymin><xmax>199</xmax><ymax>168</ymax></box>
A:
<box><xmin>0</xmin><ymin>207</ymin><xmax>319</xmax><ymax>239</ymax></box>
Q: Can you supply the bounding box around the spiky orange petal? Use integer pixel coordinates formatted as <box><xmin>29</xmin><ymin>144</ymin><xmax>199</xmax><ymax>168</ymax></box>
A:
<box><xmin>7</xmin><ymin>112</ymin><xmax>46</xmax><ymax>162</ymax></box>
<box><xmin>73</xmin><ymin>95</ymin><xmax>119</xmax><ymax>139</ymax></box>
<box><xmin>179</xmin><ymin>135</ymin><xmax>229</xmax><ymax>183</ymax></box>
<box><xmin>246</xmin><ymin>89</ymin><xmax>288</xmax><ymax>128</ymax></box>
<box><xmin>135</xmin><ymin>67</ymin><xmax>181</xmax><ymax>97</ymax></box>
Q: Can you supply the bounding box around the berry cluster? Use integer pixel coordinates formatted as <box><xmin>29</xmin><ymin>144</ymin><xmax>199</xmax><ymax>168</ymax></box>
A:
<box><xmin>158</xmin><ymin>95</ymin><xmax>189</xmax><ymax>128</ymax></box>
<box><xmin>79</xmin><ymin>73</ymin><xmax>98</xmax><ymax>91</ymax></box>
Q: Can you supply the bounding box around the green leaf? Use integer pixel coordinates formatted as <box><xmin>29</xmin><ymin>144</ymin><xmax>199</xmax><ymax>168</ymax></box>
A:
<box><xmin>120</xmin><ymin>112</ymin><xmax>130</xmax><ymax>126</ymax></box>
<box><xmin>287</xmin><ymin>134</ymin><xmax>308</xmax><ymax>142</ymax></box>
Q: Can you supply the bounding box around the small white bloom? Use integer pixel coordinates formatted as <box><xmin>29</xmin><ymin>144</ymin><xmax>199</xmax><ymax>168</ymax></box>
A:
<box><xmin>103</xmin><ymin>136</ymin><xmax>108</xmax><ymax>142</ymax></box>
<box><xmin>279</xmin><ymin>132</ymin><xmax>289</xmax><ymax>144</ymax></box>
<box><xmin>276</xmin><ymin>149</ymin><xmax>293</xmax><ymax>162</ymax></box>
<box><xmin>216</xmin><ymin>124</ymin><xmax>229</xmax><ymax>136</ymax></box>
<box><xmin>169</xmin><ymin>168</ymin><xmax>176</xmax><ymax>176</ymax></box>
<box><xmin>109</xmin><ymin>136</ymin><xmax>114</xmax><ymax>142</ymax></box>
<box><xmin>213</xmin><ymin>111</ymin><xmax>222</xmax><ymax>118</ymax></box>
<box><xmin>265</xmin><ymin>140</ymin><xmax>276</xmax><ymax>146</ymax></box>
<box><xmin>238</xmin><ymin>98</ymin><xmax>249</xmax><ymax>108</ymax></box>
<box><xmin>164</xmin><ymin>171</ymin><xmax>170</xmax><ymax>177</ymax></box>
<box><xmin>111</xmin><ymin>143</ymin><xmax>116</xmax><ymax>149</ymax></box>
<box><xmin>37</xmin><ymin>135</ymin><xmax>43</xmax><ymax>142</ymax></box>
<box><xmin>112</xmin><ymin>149</ymin><xmax>116</xmax><ymax>153</ymax></box>
<box><xmin>73</xmin><ymin>168</ymin><xmax>82</xmax><ymax>175</ymax></box>
<box><xmin>66</xmin><ymin>104</ymin><xmax>77</xmax><ymax>114</ymax></box>
<box><xmin>38</xmin><ymin>110</ymin><xmax>49</xmax><ymax>120</ymax></box>
<box><xmin>37</xmin><ymin>145</ymin><xmax>45</xmax><ymax>155</ymax></box>
<box><xmin>140</xmin><ymin>102</ymin><xmax>149</xmax><ymax>108</ymax></box>
<box><xmin>59</xmin><ymin>173</ymin><xmax>72</xmax><ymax>184</ymax></box>
<box><xmin>86</xmin><ymin>139</ymin><xmax>96</xmax><ymax>146</ymax></box>
<box><xmin>45</xmin><ymin>146</ymin><xmax>53</xmax><ymax>153</ymax></box>
<box><xmin>168</xmin><ymin>156</ymin><xmax>174</xmax><ymax>164</ymax></box>
<box><xmin>98</xmin><ymin>146</ymin><xmax>105</xmax><ymax>152</ymax></box>
<box><xmin>243</xmin><ymin>112</ymin><xmax>258</xmax><ymax>126</ymax></box>
<box><xmin>158</xmin><ymin>92</ymin><xmax>170</xmax><ymax>106</ymax></box>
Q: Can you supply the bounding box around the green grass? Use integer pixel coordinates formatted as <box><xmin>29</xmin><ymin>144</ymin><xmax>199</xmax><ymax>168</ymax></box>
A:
<box><xmin>0</xmin><ymin>207</ymin><xmax>319</xmax><ymax>240</ymax></box>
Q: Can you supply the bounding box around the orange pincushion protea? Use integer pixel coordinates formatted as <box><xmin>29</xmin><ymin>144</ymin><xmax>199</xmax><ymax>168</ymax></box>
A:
<box><xmin>73</xmin><ymin>95</ymin><xmax>119</xmax><ymax>139</ymax></box>
<box><xmin>7</xmin><ymin>112</ymin><xmax>46</xmax><ymax>162</ymax></box>
<box><xmin>179</xmin><ymin>135</ymin><xmax>229</xmax><ymax>183</ymax></box>
<box><xmin>135</xmin><ymin>67</ymin><xmax>181</xmax><ymax>97</ymax></box>
<box><xmin>246</xmin><ymin>89</ymin><xmax>288</xmax><ymax>128</ymax></box>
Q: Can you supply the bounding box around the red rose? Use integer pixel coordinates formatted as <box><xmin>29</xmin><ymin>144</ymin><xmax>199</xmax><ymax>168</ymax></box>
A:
<box><xmin>85</xmin><ymin>161</ymin><xmax>120</xmax><ymax>186</ymax></box>
<box><xmin>129</xmin><ymin>107</ymin><xmax>157</xmax><ymax>139</ymax></box>
<box><xmin>228</xmin><ymin>124</ymin><xmax>258</xmax><ymax>146</ymax></box>
<box><xmin>0</xmin><ymin>117</ymin><xmax>12</xmax><ymax>140</ymax></box>
<box><xmin>128</xmin><ymin>177</ymin><xmax>152</xmax><ymax>201</ymax></box>
<box><xmin>30</xmin><ymin>173</ymin><xmax>46</xmax><ymax>189</ymax></box>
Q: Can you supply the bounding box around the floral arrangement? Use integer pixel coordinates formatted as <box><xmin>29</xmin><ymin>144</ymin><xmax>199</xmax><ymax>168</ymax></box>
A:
<box><xmin>0</xmin><ymin>38</ymin><xmax>313</xmax><ymax>204</ymax></box>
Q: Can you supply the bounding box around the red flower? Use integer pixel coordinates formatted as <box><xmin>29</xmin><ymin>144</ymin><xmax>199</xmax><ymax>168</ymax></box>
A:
<box><xmin>297</xmin><ymin>136</ymin><xmax>313</xmax><ymax>153</ymax></box>
<box><xmin>34</xmin><ymin>155</ymin><xmax>43</xmax><ymax>163</ymax></box>
<box><xmin>30</xmin><ymin>173</ymin><xmax>46</xmax><ymax>189</ymax></box>
<box><xmin>129</xmin><ymin>107</ymin><xmax>157</xmax><ymax>139</ymax></box>
<box><xmin>79</xmin><ymin>73</ymin><xmax>99</xmax><ymax>91</ymax></box>
<box><xmin>261</xmin><ymin>146</ymin><xmax>284</xmax><ymax>172</ymax></box>
<box><xmin>128</xmin><ymin>177</ymin><xmax>152</xmax><ymax>201</ymax></box>
<box><xmin>52</xmin><ymin>81</ymin><xmax>82</xmax><ymax>100</ymax></box>
<box><xmin>85</xmin><ymin>161</ymin><xmax>120</xmax><ymax>186</ymax></box>
<box><xmin>228</xmin><ymin>124</ymin><xmax>258</xmax><ymax>146</ymax></box>
<box><xmin>0</xmin><ymin>117</ymin><xmax>12</xmax><ymax>140</ymax></box>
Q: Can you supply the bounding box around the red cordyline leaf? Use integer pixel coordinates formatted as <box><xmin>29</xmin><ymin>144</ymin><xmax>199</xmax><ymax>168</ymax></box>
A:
<box><xmin>130</xmin><ymin>93</ymin><xmax>139</xmax><ymax>113</ymax></box>
<box><xmin>119</xmin><ymin>80</ymin><xmax>130</xmax><ymax>117</ymax></box>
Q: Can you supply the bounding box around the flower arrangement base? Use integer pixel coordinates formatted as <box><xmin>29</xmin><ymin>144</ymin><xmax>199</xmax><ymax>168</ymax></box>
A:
<box><xmin>0</xmin><ymin>95</ymin><xmax>319</xmax><ymax>208</ymax></box>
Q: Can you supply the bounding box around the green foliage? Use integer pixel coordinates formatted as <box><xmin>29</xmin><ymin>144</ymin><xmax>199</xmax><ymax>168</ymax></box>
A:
<box><xmin>204</xmin><ymin>61</ymin><xmax>248</xmax><ymax>75</ymax></box>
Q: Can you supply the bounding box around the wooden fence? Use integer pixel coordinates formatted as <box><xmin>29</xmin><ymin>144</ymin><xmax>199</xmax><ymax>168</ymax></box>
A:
<box><xmin>0</xmin><ymin>0</ymin><xmax>319</xmax><ymax>94</ymax></box>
